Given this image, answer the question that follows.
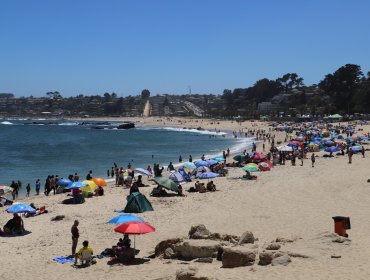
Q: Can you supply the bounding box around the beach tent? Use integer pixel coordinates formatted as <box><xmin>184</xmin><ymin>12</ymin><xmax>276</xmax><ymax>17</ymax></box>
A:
<box><xmin>327</xmin><ymin>114</ymin><xmax>343</xmax><ymax>120</ymax></box>
<box><xmin>124</xmin><ymin>192</ymin><xmax>153</xmax><ymax>213</ymax></box>
<box><xmin>178</xmin><ymin>168</ymin><xmax>192</xmax><ymax>182</ymax></box>
<box><xmin>169</xmin><ymin>171</ymin><xmax>185</xmax><ymax>183</ymax></box>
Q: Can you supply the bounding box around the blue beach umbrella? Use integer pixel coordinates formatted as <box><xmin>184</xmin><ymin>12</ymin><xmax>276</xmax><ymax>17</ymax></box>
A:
<box><xmin>66</xmin><ymin>181</ymin><xmax>87</xmax><ymax>189</ymax></box>
<box><xmin>205</xmin><ymin>159</ymin><xmax>218</xmax><ymax>166</ymax></box>
<box><xmin>324</xmin><ymin>140</ymin><xmax>334</xmax><ymax>146</ymax></box>
<box><xmin>213</xmin><ymin>157</ymin><xmax>225</xmax><ymax>162</ymax></box>
<box><xmin>107</xmin><ymin>214</ymin><xmax>144</xmax><ymax>225</ymax></box>
<box><xmin>194</xmin><ymin>160</ymin><xmax>209</xmax><ymax>167</ymax></box>
<box><xmin>346</xmin><ymin>137</ymin><xmax>355</xmax><ymax>143</ymax></box>
<box><xmin>324</xmin><ymin>146</ymin><xmax>341</xmax><ymax>153</ymax></box>
<box><xmin>57</xmin><ymin>178</ymin><xmax>72</xmax><ymax>186</ymax></box>
<box><xmin>351</xmin><ymin>146</ymin><xmax>362</xmax><ymax>152</ymax></box>
<box><xmin>6</xmin><ymin>203</ymin><xmax>36</xmax><ymax>214</ymax></box>
<box><xmin>196</xmin><ymin>172</ymin><xmax>220</xmax><ymax>179</ymax></box>
<box><xmin>337</xmin><ymin>135</ymin><xmax>344</xmax><ymax>139</ymax></box>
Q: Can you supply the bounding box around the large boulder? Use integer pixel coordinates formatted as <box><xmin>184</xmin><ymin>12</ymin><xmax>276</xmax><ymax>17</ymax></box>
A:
<box><xmin>189</xmin><ymin>225</ymin><xmax>211</xmax><ymax>239</ymax></box>
<box><xmin>222</xmin><ymin>248</ymin><xmax>256</xmax><ymax>268</ymax></box>
<box><xmin>155</xmin><ymin>238</ymin><xmax>183</xmax><ymax>257</ymax></box>
<box><xmin>238</xmin><ymin>231</ymin><xmax>255</xmax><ymax>245</ymax></box>
<box><xmin>258</xmin><ymin>251</ymin><xmax>274</xmax><ymax>266</ymax></box>
<box><xmin>174</xmin><ymin>240</ymin><xmax>221</xmax><ymax>261</ymax></box>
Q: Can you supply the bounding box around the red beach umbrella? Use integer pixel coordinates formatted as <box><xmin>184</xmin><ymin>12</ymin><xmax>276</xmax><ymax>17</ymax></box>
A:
<box><xmin>114</xmin><ymin>221</ymin><xmax>155</xmax><ymax>235</ymax></box>
<box><xmin>258</xmin><ymin>162</ymin><xmax>271</xmax><ymax>171</ymax></box>
<box><xmin>114</xmin><ymin>221</ymin><xmax>155</xmax><ymax>250</ymax></box>
<box><xmin>251</xmin><ymin>152</ymin><xmax>267</xmax><ymax>161</ymax></box>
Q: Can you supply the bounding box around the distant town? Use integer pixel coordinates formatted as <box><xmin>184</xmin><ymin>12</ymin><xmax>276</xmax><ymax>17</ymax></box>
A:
<box><xmin>1</xmin><ymin>64</ymin><xmax>369</xmax><ymax>120</ymax></box>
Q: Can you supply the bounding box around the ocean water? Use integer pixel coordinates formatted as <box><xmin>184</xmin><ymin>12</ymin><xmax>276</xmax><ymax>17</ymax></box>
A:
<box><xmin>0</xmin><ymin>120</ymin><xmax>254</xmax><ymax>196</ymax></box>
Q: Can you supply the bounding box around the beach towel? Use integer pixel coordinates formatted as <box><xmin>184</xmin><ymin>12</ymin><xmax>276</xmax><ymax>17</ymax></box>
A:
<box><xmin>53</xmin><ymin>256</ymin><xmax>75</xmax><ymax>263</ymax></box>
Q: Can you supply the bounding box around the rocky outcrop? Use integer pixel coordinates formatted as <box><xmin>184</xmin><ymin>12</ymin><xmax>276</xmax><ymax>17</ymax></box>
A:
<box><xmin>258</xmin><ymin>251</ymin><xmax>274</xmax><ymax>266</ymax></box>
<box><xmin>155</xmin><ymin>238</ymin><xmax>183</xmax><ymax>257</ymax></box>
<box><xmin>238</xmin><ymin>231</ymin><xmax>255</xmax><ymax>245</ymax></box>
<box><xmin>222</xmin><ymin>248</ymin><xmax>256</xmax><ymax>268</ymax></box>
<box><xmin>174</xmin><ymin>240</ymin><xmax>221</xmax><ymax>261</ymax></box>
<box><xmin>189</xmin><ymin>225</ymin><xmax>211</xmax><ymax>239</ymax></box>
<box><xmin>266</xmin><ymin>243</ymin><xmax>281</xmax><ymax>250</ymax></box>
<box><xmin>176</xmin><ymin>267</ymin><xmax>215</xmax><ymax>280</ymax></box>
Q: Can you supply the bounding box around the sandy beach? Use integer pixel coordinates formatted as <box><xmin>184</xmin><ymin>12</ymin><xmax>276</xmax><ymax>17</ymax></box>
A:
<box><xmin>1</xmin><ymin>118</ymin><xmax>370</xmax><ymax>280</ymax></box>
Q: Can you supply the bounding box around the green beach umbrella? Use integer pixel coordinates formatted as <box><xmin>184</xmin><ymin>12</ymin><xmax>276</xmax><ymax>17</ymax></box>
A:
<box><xmin>153</xmin><ymin>177</ymin><xmax>179</xmax><ymax>192</ymax></box>
<box><xmin>242</xmin><ymin>165</ymin><xmax>260</xmax><ymax>172</ymax></box>
<box><xmin>233</xmin><ymin>154</ymin><xmax>246</xmax><ymax>162</ymax></box>
<box><xmin>183</xmin><ymin>162</ymin><xmax>196</xmax><ymax>170</ymax></box>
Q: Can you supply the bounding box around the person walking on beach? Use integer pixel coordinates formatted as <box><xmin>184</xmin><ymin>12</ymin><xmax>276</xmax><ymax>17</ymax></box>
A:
<box><xmin>10</xmin><ymin>181</ymin><xmax>17</xmax><ymax>200</ymax></box>
<box><xmin>348</xmin><ymin>148</ymin><xmax>353</xmax><ymax>164</ymax></box>
<box><xmin>311</xmin><ymin>153</ymin><xmax>315</xmax><ymax>167</ymax></box>
<box><xmin>26</xmin><ymin>184</ymin><xmax>31</xmax><ymax>197</ymax></box>
<box><xmin>361</xmin><ymin>146</ymin><xmax>365</xmax><ymax>158</ymax></box>
<box><xmin>71</xmin><ymin>220</ymin><xmax>79</xmax><ymax>256</ymax></box>
<box><xmin>35</xmin><ymin>179</ymin><xmax>40</xmax><ymax>195</ymax></box>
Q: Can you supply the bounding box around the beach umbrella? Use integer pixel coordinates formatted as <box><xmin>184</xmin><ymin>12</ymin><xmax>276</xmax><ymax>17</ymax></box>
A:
<box><xmin>107</xmin><ymin>214</ymin><xmax>144</xmax><ymax>225</ymax></box>
<box><xmin>81</xmin><ymin>180</ymin><xmax>98</xmax><ymax>193</ymax></box>
<box><xmin>92</xmin><ymin>178</ymin><xmax>107</xmax><ymax>186</ymax></box>
<box><xmin>6</xmin><ymin>203</ymin><xmax>36</xmax><ymax>214</ymax></box>
<box><xmin>346</xmin><ymin>137</ymin><xmax>355</xmax><ymax>143</ymax></box>
<box><xmin>183</xmin><ymin>162</ymin><xmax>196</xmax><ymax>170</ymax></box>
<box><xmin>0</xmin><ymin>186</ymin><xmax>13</xmax><ymax>195</ymax></box>
<box><xmin>250</xmin><ymin>152</ymin><xmax>267</xmax><ymax>161</ymax></box>
<box><xmin>233</xmin><ymin>155</ymin><xmax>246</xmax><ymax>162</ymax></box>
<box><xmin>114</xmin><ymin>221</ymin><xmax>155</xmax><ymax>250</ymax></box>
<box><xmin>337</xmin><ymin>135</ymin><xmax>344</xmax><ymax>139</ymax></box>
<box><xmin>205</xmin><ymin>159</ymin><xmax>218</xmax><ymax>166</ymax></box>
<box><xmin>242</xmin><ymin>165</ymin><xmax>260</xmax><ymax>172</ymax></box>
<box><xmin>324</xmin><ymin>140</ymin><xmax>334</xmax><ymax>146</ymax></box>
<box><xmin>57</xmin><ymin>178</ymin><xmax>72</xmax><ymax>187</ymax></box>
<box><xmin>351</xmin><ymin>146</ymin><xmax>362</xmax><ymax>152</ymax></box>
<box><xmin>258</xmin><ymin>161</ymin><xmax>272</xmax><ymax>171</ymax></box>
<box><xmin>287</xmin><ymin>141</ymin><xmax>301</xmax><ymax>147</ymax></box>
<box><xmin>212</xmin><ymin>157</ymin><xmax>225</xmax><ymax>162</ymax></box>
<box><xmin>66</xmin><ymin>181</ymin><xmax>88</xmax><ymax>189</ymax></box>
<box><xmin>194</xmin><ymin>160</ymin><xmax>209</xmax><ymax>167</ymax></box>
<box><xmin>196</xmin><ymin>172</ymin><xmax>220</xmax><ymax>180</ymax></box>
<box><xmin>168</xmin><ymin>171</ymin><xmax>185</xmax><ymax>183</ymax></box>
<box><xmin>153</xmin><ymin>177</ymin><xmax>179</xmax><ymax>192</ymax></box>
<box><xmin>135</xmin><ymin>168</ymin><xmax>152</xmax><ymax>177</ymax></box>
<box><xmin>324</xmin><ymin>146</ymin><xmax>341</xmax><ymax>153</ymax></box>
<box><xmin>277</xmin><ymin>145</ymin><xmax>293</xmax><ymax>152</ymax></box>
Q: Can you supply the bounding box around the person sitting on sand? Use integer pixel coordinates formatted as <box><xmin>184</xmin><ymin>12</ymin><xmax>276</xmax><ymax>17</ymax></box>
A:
<box><xmin>129</xmin><ymin>182</ymin><xmax>140</xmax><ymax>195</ymax></box>
<box><xmin>122</xmin><ymin>234</ymin><xmax>131</xmax><ymax>248</ymax></box>
<box><xmin>136</xmin><ymin>175</ymin><xmax>145</xmax><ymax>187</ymax></box>
<box><xmin>167</xmin><ymin>162</ymin><xmax>175</xmax><ymax>172</ymax></box>
<box><xmin>206</xmin><ymin>181</ymin><xmax>216</xmax><ymax>192</ymax></box>
<box><xmin>94</xmin><ymin>186</ymin><xmax>104</xmax><ymax>196</ymax></box>
<box><xmin>3</xmin><ymin>213</ymin><xmax>25</xmax><ymax>235</ymax></box>
<box><xmin>75</xmin><ymin>240</ymin><xmax>94</xmax><ymax>265</ymax></box>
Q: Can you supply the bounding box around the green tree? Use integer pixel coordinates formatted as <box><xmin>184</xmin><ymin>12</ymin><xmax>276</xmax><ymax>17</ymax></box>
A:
<box><xmin>319</xmin><ymin>64</ymin><xmax>364</xmax><ymax>113</ymax></box>
<box><xmin>276</xmin><ymin>73</ymin><xmax>304</xmax><ymax>91</ymax></box>
<box><xmin>141</xmin><ymin>89</ymin><xmax>150</xmax><ymax>99</ymax></box>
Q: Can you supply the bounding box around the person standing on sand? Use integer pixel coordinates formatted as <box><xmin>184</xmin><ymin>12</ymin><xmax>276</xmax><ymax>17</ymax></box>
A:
<box><xmin>348</xmin><ymin>148</ymin><xmax>353</xmax><ymax>164</ymax></box>
<box><xmin>179</xmin><ymin>155</ymin><xmax>182</xmax><ymax>163</ymax></box>
<box><xmin>26</xmin><ymin>184</ymin><xmax>31</xmax><ymax>197</ymax></box>
<box><xmin>71</xmin><ymin>220</ymin><xmax>79</xmax><ymax>256</ymax></box>
<box><xmin>311</xmin><ymin>153</ymin><xmax>315</xmax><ymax>167</ymax></box>
<box><xmin>361</xmin><ymin>146</ymin><xmax>365</xmax><ymax>158</ymax></box>
<box><xmin>35</xmin><ymin>179</ymin><xmax>40</xmax><ymax>195</ymax></box>
<box><xmin>189</xmin><ymin>155</ymin><xmax>192</xmax><ymax>162</ymax></box>
<box><xmin>86</xmin><ymin>170</ymin><xmax>93</xmax><ymax>180</ymax></box>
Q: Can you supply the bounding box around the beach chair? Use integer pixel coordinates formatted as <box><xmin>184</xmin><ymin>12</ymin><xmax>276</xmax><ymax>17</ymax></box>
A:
<box><xmin>78</xmin><ymin>250</ymin><xmax>93</xmax><ymax>265</ymax></box>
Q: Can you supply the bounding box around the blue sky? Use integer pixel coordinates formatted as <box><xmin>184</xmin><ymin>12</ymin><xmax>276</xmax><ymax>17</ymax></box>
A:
<box><xmin>1</xmin><ymin>0</ymin><xmax>369</xmax><ymax>97</ymax></box>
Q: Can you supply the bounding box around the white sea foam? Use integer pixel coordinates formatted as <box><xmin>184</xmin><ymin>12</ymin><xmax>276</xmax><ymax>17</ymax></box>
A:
<box><xmin>146</xmin><ymin>126</ymin><xmax>227</xmax><ymax>136</ymax></box>
<box><xmin>1</xmin><ymin>121</ymin><xmax>13</xmax><ymax>125</ymax></box>
<box><xmin>59</xmin><ymin>122</ymin><xmax>79</xmax><ymax>126</ymax></box>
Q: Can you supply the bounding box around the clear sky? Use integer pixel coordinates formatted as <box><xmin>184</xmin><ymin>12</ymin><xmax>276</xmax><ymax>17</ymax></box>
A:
<box><xmin>1</xmin><ymin>0</ymin><xmax>369</xmax><ymax>97</ymax></box>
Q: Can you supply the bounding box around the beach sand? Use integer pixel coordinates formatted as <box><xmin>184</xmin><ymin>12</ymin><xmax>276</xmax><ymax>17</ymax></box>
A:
<box><xmin>1</xmin><ymin>119</ymin><xmax>370</xmax><ymax>280</ymax></box>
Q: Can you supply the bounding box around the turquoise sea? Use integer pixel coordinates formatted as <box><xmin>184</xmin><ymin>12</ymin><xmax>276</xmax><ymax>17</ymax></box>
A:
<box><xmin>0</xmin><ymin>120</ymin><xmax>253</xmax><ymax>197</ymax></box>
